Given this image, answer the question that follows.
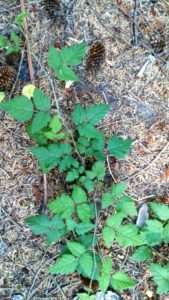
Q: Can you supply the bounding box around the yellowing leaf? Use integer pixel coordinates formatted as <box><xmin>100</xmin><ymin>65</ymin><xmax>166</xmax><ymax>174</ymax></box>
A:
<box><xmin>22</xmin><ymin>84</ymin><xmax>36</xmax><ymax>99</ymax></box>
<box><xmin>0</xmin><ymin>92</ymin><xmax>5</xmax><ymax>102</ymax></box>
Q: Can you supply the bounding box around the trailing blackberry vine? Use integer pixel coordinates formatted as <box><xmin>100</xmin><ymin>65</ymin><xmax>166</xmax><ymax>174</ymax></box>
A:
<box><xmin>0</xmin><ymin>42</ymin><xmax>168</xmax><ymax>298</ymax></box>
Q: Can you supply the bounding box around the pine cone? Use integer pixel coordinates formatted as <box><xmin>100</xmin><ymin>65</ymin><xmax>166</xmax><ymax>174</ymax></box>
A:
<box><xmin>43</xmin><ymin>0</ymin><xmax>62</xmax><ymax>19</ymax></box>
<box><xmin>150</xmin><ymin>33</ymin><xmax>165</xmax><ymax>53</ymax></box>
<box><xmin>0</xmin><ymin>66</ymin><xmax>16</xmax><ymax>91</ymax></box>
<box><xmin>86</xmin><ymin>41</ymin><xmax>105</xmax><ymax>72</ymax></box>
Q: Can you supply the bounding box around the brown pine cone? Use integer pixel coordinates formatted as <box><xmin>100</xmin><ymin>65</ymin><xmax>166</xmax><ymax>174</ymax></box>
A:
<box><xmin>0</xmin><ymin>65</ymin><xmax>16</xmax><ymax>91</ymax></box>
<box><xmin>86</xmin><ymin>41</ymin><xmax>106</xmax><ymax>72</ymax></box>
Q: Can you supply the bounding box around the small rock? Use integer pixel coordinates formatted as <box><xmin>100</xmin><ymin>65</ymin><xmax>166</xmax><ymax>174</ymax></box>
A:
<box><xmin>96</xmin><ymin>291</ymin><xmax>122</xmax><ymax>300</ymax></box>
<box><xmin>0</xmin><ymin>240</ymin><xmax>8</xmax><ymax>256</ymax></box>
<box><xmin>11</xmin><ymin>294</ymin><xmax>24</xmax><ymax>300</ymax></box>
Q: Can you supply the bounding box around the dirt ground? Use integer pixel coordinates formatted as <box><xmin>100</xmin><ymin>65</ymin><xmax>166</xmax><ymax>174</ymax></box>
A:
<box><xmin>0</xmin><ymin>0</ymin><xmax>169</xmax><ymax>299</ymax></box>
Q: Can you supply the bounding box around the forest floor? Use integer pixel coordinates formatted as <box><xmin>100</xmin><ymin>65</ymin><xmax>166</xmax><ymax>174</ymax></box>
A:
<box><xmin>0</xmin><ymin>0</ymin><xmax>169</xmax><ymax>299</ymax></box>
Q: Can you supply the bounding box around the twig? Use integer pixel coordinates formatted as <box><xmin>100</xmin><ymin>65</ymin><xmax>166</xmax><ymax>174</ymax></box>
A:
<box><xmin>20</xmin><ymin>0</ymin><xmax>49</xmax><ymax>210</ymax></box>
<box><xmin>43</xmin><ymin>173</ymin><xmax>48</xmax><ymax>209</ymax></box>
<box><xmin>20</xmin><ymin>0</ymin><xmax>34</xmax><ymax>82</ymax></box>
<box><xmin>132</xmin><ymin>0</ymin><xmax>138</xmax><ymax>46</ymax></box>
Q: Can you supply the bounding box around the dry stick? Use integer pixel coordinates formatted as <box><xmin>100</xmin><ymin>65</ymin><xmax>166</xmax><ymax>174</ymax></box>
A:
<box><xmin>132</xmin><ymin>0</ymin><xmax>138</xmax><ymax>46</ymax></box>
<box><xmin>20</xmin><ymin>0</ymin><xmax>48</xmax><ymax>209</ymax></box>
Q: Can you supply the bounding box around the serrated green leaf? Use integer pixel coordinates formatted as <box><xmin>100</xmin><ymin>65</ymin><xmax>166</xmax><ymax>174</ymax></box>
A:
<box><xmin>102</xmin><ymin>192</ymin><xmax>113</xmax><ymax>209</ymax></box>
<box><xmin>106</xmin><ymin>212</ymin><xmax>125</xmax><ymax>228</ymax></box>
<box><xmin>60</xmin><ymin>42</ymin><xmax>87</xmax><ymax>65</ymax></box>
<box><xmin>0</xmin><ymin>96</ymin><xmax>33</xmax><ymax>122</ymax></box>
<box><xmin>77</xmin><ymin>203</ymin><xmax>92</xmax><ymax>222</ymax></box>
<box><xmin>67</xmin><ymin>241</ymin><xmax>86</xmax><ymax>257</ymax></box>
<box><xmin>48</xmin><ymin>47</ymin><xmax>62</xmax><ymax>71</ymax></box>
<box><xmin>99</xmin><ymin>257</ymin><xmax>112</xmax><ymax>292</ymax></box>
<box><xmin>78</xmin><ymin>293</ymin><xmax>96</xmax><ymax>300</ymax></box>
<box><xmin>79</xmin><ymin>252</ymin><xmax>100</xmax><ymax>279</ymax></box>
<box><xmin>163</xmin><ymin>223</ymin><xmax>169</xmax><ymax>242</ymax></box>
<box><xmin>49</xmin><ymin>254</ymin><xmax>78</xmax><ymax>274</ymax></box>
<box><xmin>66</xmin><ymin>169</ymin><xmax>79</xmax><ymax>182</ymax></box>
<box><xmin>72</xmin><ymin>186</ymin><xmax>87</xmax><ymax>204</ymax></box>
<box><xmin>111</xmin><ymin>272</ymin><xmax>136</xmax><ymax>291</ymax></box>
<box><xmin>33</xmin><ymin>88</ymin><xmax>51</xmax><ymax>111</ymax></box>
<box><xmin>150</xmin><ymin>264</ymin><xmax>169</xmax><ymax>294</ymax></box>
<box><xmin>58</xmin><ymin>65</ymin><xmax>79</xmax><ymax>81</ymax></box>
<box><xmin>150</xmin><ymin>202</ymin><xmax>169</xmax><ymax>221</ymax></box>
<box><xmin>131</xmin><ymin>246</ymin><xmax>153</xmax><ymax>262</ymax></box>
<box><xmin>81</xmin><ymin>177</ymin><xmax>94</xmax><ymax>192</ymax></box>
<box><xmin>49</xmin><ymin>115</ymin><xmax>62</xmax><ymax>132</ymax></box>
<box><xmin>85</xmin><ymin>104</ymin><xmax>110</xmax><ymax>125</ymax></box>
<box><xmin>71</xmin><ymin>104</ymin><xmax>86</xmax><ymax>125</ymax></box>
<box><xmin>141</xmin><ymin>219</ymin><xmax>163</xmax><ymax>246</ymax></box>
<box><xmin>102</xmin><ymin>226</ymin><xmax>116</xmax><ymax>248</ymax></box>
<box><xmin>92</xmin><ymin>161</ymin><xmax>105</xmax><ymax>180</ymax></box>
<box><xmin>108</xmin><ymin>136</ymin><xmax>133</xmax><ymax>159</ymax></box>
<box><xmin>48</xmin><ymin>194</ymin><xmax>74</xmax><ymax>218</ymax></box>
<box><xmin>116</xmin><ymin>196</ymin><xmax>137</xmax><ymax>217</ymax></box>
<box><xmin>79</xmin><ymin>234</ymin><xmax>97</xmax><ymax>249</ymax></box>
<box><xmin>31</xmin><ymin>111</ymin><xmax>51</xmax><ymax>133</ymax></box>
<box><xmin>66</xmin><ymin>219</ymin><xmax>77</xmax><ymax>231</ymax></box>
<box><xmin>25</xmin><ymin>215</ymin><xmax>66</xmax><ymax>244</ymax></box>
<box><xmin>116</xmin><ymin>224</ymin><xmax>144</xmax><ymax>247</ymax></box>
<box><xmin>111</xmin><ymin>182</ymin><xmax>127</xmax><ymax>199</ymax></box>
<box><xmin>75</xmin><ymin>223</ymin><xmax>95</xmax><ymax>235</ymax></box>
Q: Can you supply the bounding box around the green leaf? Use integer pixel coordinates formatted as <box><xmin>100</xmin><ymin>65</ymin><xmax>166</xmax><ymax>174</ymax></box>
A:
<box><xmin>78</xmin><ymin>124</ymin><xmax>100</xmax><ymax>139</ymax></box>
<box><xmin>86</xmin><ymin>104</ymin><xmax>110</xmax><ymax>125</ymax></box>
<box><xmin>48</xmin><ymin>47</ymin><xmax>62</xmax><ymax>71</ymax></box>
<box><xmin>116</xmin><ymin>196</ymin><xmax>137</xmax><ymax>217</ymax></box>
<box><xmin>92</xmin><ymin>161</ymin><xmax>105</xmax><ymax>180</ymax></box>
<box><xmin>111</xmin><ymin>182</ymin><xmax>127</xmax><ymax>199</ymax></box>
<box><xmin>111</xmin><ymin>272</ymin><xmax>136</xmax><ymax>291</ymax></box>
<box><xmin>48</xmin><ymin>194</ymin><xmax>74</xmax><ymax>218</ymax></box>
<box><xmin>75</xmin><ymin>223</ymin><xmax>95</xmax><ymax>235</ymax></box>
<box><xmin>102</xmin><ymin>226</ymin><xmax>116</xmax><ymax>248</ymax></box>
<box><xmin>25</xmin><ymin>215</ymin><xmax>66</xmax><ymax>244</ymax></box>
<box><xmin>131</xmin><ymin>246</ymin><xmax>153</xmax><ymax>262</ymax></box>
<box><xmin>116</xmin><ymin>224</ymin><xmax>144</xmax><ymax>247</ymax></box>
<box><xmin>79</xmin><ymin>252</ymin><xmax>100</xmax><ymax>279</ymax></box>
<box><xmin>31</xmin><ymin>146</ymin><xmax>57</xmax><ymax>172</ymax></box>
<box><xmin>72</xmin><ymin>186</ymin><xmax>87</xmax><ymax>204</ymax></box>
<box><xmin>33</xmin><ymin>88</ymin><xmax>51</xmax><ymax>111</ymax></box>
<box><xmin>0</xmin><ymin>96</ymin><xmax>33</xmax><ymax>122</ymax></box>
<box><xmin>79</xmin><ymin>234</ymin><xmax>97</xmax><ymax>249</ymax></box>
<box><xmin>106</xmin><ymin>212</ymin><xmax>125</xmax><ymax>228</ymax></box>
<box><xmin>67</xmin><ymin>241</ymin><xmax>86</xmax><ymax>257</ymax></box>
<box><xmin>102</xmin><ymin>192</ymin><xmax>113</xmax><ymax>209</ymax></box>
<box><xmin>49</xmin><ymin>115</ymin><xmax>62</xmax><ymax>132</ymax></box>
<box><xmin>58</xmin><ymin>65</ymin><xmax>79</xmax><ymax>81</ymax></box>
<box><xmin>31</xmin><ymin>143</ymin><xmax>72</xmax><ymax>173</ymax></box>
<box><xmin>31</xmin><ymin>111</ymin><xmax>51</xmax><ymax>133</ymax></box>
<box><xmin>66</xmin><ymin>169</ymin><xmax>79</xmax><ymax>182</ymax></box>
<box><xmin>77</xmin><ymin>203</ymin><xmax>92</xmax><ymax>222</ymax></box>
<box><xmin>0</xmin><ymin>35</ymin><xmax>8</xmax><ymax>48</ymax></box>
<box><xmin>150</xmin><ymin>202</ymin><xmax>169</xmax><ymax>221</ymax></box>
<box><xmin>71</xmin><ymin>104</ymin><xmax>86</xmax><ymax>125</ymax></box>
<box><xmin>99</xmin><ymin>257</ymin><xmax>112</xmax><ymax>292</ymax></box>
<box><xmin>150</xmin><ymin>264</ymin><xmax>169</xmax><ymax>294</ymax></box>
<box><xmin>81</xmin><ymin>177</ymin><xmax>94</xmax><ymax>192</ymax></box>
<box><xmin>15</xmin><ymin>11</ymin><xmax>28</xmax><ymax>29</ymax></box>
<box><xmin>78</xmin><ymin>293</ymin><xmax>96</xmax><ymax>300</ymax></box>
<box><xmin>60</xmin><ymin>42</ymin><xmax>87</xmax><ymax>65</ymax></box>
<box><xmin>163</xmin><ymin>223</ymin><xmax>169</xmax><ymax>242</ymax></box>
<box><xmin>66</xmin><ymin>219</ymin><xmax>77</xmax><ymax>231</ymax></box>
<box><xmin>108</xmin><ymin>136</ymin><xmax>133</xmax><ymax>159</ymax></box>
<box><xmin>49</xmin><ymin>254</ymin><xmax>78</xmax><ymax>274</ymax></box>
<box><xmin>141</xmin><ymin>219</ymin><xmax>163</xmax><ymax>246</ymax></box>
